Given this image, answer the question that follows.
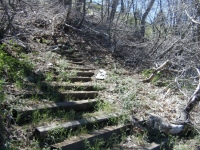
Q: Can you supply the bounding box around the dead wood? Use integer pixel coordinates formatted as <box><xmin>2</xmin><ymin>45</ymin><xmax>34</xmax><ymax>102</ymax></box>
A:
<box><xmin>145</xmin><ymin>113</ymin><xmax>184</xmax><ymax>135</ymax></box>
<box><xmin>142</xmin><ymin>60</ymin><xmax>171</xmax><ymax>83</ymax></box>
<box><xmin>143</xmin><ymin>68</ymin><xmax>200</xmax><ymax>135</ymax></box>
<box><xmin>179</xmin><ymin>68</ymin><xmax>200</xmax><ymax>122</ymax></box>
<box><xmin>158</xmin><ymin>38</ymin><xmax>181</xmax><ymax>59</ymax></box>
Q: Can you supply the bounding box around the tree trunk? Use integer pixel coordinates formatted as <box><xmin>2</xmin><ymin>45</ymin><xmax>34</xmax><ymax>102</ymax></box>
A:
<box><xmin>140</xmin><ymin>0</ymin><xmax>155</xmax><ymax>39</ymax></box>
<box><xmin>101</xmin><ymin>0</ymin><xmax>103</xmax><ymax>24</ymax></box>
<box><xmin>121</xmin><ymin>0</ymin><xmax>125</xmax><ymax>13</ymax></box>
<box><xmin>77</xmin><ymin>0</ymin><xmax>86</xmax><ymax>28</ymax></box>
<box><xmin>109</xmin><ymin>0</ymin><xmax>119</xmax><ymax>22</ymax></box>
<box><xmin>196</xmin><ymin>0</ymin><xmax>200</xmax><ymax>42</ymax></box>
<box><xmin>66</xmin><ymin>0</ymin><xmax>72</xmax><ymax>19</ymax></box>
<box><xmin>76</xmin><ymin>0</ymin><xmax>83</xmax><ymax>12</ymax></box>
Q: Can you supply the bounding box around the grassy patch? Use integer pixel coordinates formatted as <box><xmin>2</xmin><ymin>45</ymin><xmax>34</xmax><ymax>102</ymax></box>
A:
<box><xmin>0</xmin><ymin>44</ymin><xmax>33</xmax><ymax>83</ymax></box>
<box><xmin>142</xmin><ymin>69</ymin><xmax>153</xmax><ymax>78</ymax></box>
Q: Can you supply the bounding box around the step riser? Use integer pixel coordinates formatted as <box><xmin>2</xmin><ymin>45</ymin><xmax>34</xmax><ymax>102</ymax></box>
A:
<box><xmin>19</xmin><ymin>92</ymin><xmax>98</xmax><ymax>100</ymax></box>
<box><xmin>51</xmin><ymin>124</ymin><xmax>131</xmax><ymax>150</ymax></box>
<box><xmin>13</xmin><ymin>100</ymin><xmax>98</xmax><ymax>123</ymax></box>
<box><xmin>47</xmin><ymin>71</ymin><xmax>94</xmax><ymax>77</ymax></box>
<box><xmin>35</xmin><ymin>77</ymin><xmax>92</xmax><ymax>82</ymax></box>
<box><xmin>76</xmin><ymin>72</ymin><xmax>94</xmax><ymax>77</ymax></box>
<box><xmin>71</xmin><ymin>62</ymin><xmax>84</xmax><ymax>65</ymax></box>
<box><xmin>69</xmin><ymin>77</ymin><xmax>92</xmax><ymax>82</ymax></box>
<box><xmin>66</xmin><ymin>68</ymin><xmax>95</xmax><ymax>71</ymax></box>
<box><xmin>67</xmin><ymin>58</ymin><xmax>83</xmax><ymax>62</ymax></box>
<box><xmin>52</xmin><ymin>51</ymin><xmax>75</xmax><ymax>55</ymax></box>
<box><xmin>65</xmin><ymin>54</ymin><xmax>82</xmax><ymax>58</ymax></box>
<box><xmin>35</xmin><ymin>114</ymin><xmax>120</xmax><ymax>138</ymax></box>
<box><xmin>40</xmin><ymin>85</ymin><xmax>95</xmax><ymax>91</ymax></box>
<box><xmin>61</xmin><ymin>51</ymin><xmax>75</xmax><ymax>55</ymax></box>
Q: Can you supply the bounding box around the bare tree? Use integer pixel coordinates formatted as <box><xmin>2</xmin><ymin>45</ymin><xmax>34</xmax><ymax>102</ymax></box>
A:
<box><xmin>121</xmin><ymin>0</ymin><xmax>125</xmax><ymax>13</ymax></box>
<box><xmin>140</xmin><ymin>0</ymin><xmax>155</xmax><ymax>38</ymax></box>
<box><xmin>109</xmin><ymin>0</ymin><xmax>119</xmax><ymax>22</ymax></box>
<box><xmin>77</xmin><ymin>0</ymin><xmax>86</xmax><ymax>28</ymax></box>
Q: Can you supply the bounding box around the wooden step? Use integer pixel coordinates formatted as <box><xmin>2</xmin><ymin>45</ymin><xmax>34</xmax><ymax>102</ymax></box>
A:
<box><xmin>50</xmin><ymin>124</ymin><xmax>131</xmax><ymax>150</ymax></box>
<box><xmin>70</xmin><ymin>61</ymin><xmax>84</xmax><ymax>65</ymax></box>
<box><xmin>67</xmin><ymin>58</ymin><xmax>83</xmax><ymax>62</ymax></box>
<box><xmin>76</xmin><ymin>72</ymin><xmax>94</xmax><ymax>77</ymax></box>
<box><xmin>35</xmin><ymin>113</ymin><xmax>120</xmax><ymax>138</ymax></box>
<box><xmin>69</xmin><ymin>77</ymin><xmax>92</xmax><ymax>82</ymax></box>
<box><xmin>65</xmin><ymin>54</ymin><xmax>82</xmax><ymax>58</ymax></box>
<box><xmin>40</xmin><ymin>82</ymin><xmax>95</xmax><ymax>91</ymax></box>
<box><xmin>60</xmin><ymin>50</ymin><xmax>75</xmax><ymax>55</ymax></box>
<box><xmin>40</xmin><ymin>76</ymin><xmax>92</xmax><ymax>82</ymax></box>
<box><xmin>16</xmin><ymin>91</ymin><xmax>98</xmax><ymax>100</ymax></box>
<box><xmin>13</xmin><ymin>99</ymin><xmax>99</xmax><ymax>123</ymax></box>
<box><xmin>43</xmin><ymin>71</ymin><xmax>94</xmax><ymax>77</ymax></box>
<box><xmin>66</xmin><ymin>67</ymin><xmax>95</xmax><ymax>71</ymax></box>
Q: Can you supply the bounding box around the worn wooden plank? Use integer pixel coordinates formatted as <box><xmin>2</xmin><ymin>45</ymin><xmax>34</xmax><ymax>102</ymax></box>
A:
<box><xmin>66</xmin><ymin>67</ymin><xmax>95</xmax><ymax>71</ymax></box>
<box><xmin>51</xmin><ymin>124</ymin><xmax>131</xmax><ymax>150</ymax></box>
<box><xmin>15</xmin><ymin>91</ymin><xmax>98</xmax><ymax>100</ymax></box>
<box><xmin>67</xmin><ymin>77</ymin><xmax>92</xmax><ymax>82</ymax></box>
<box><xmin>65</xmin><ymin>54</ymin><xmax>82</xmax><ymax>58</ymax></box>
<box><xmin>76</xmin><ymin>72</ymin><xmax>94</xmax><ymax>77</ymax></box>
<box><xmin>13</xmin><ymin>99</ymin><xmax>99</xmax><ymax>122</ymax></box>
<box><xmin>36</xmin><ymin>76</ymin><xmax>92</xmax><ymax>82</ymax></box>
<box><xmin>67</xmin><ymin>58</ymin><xmax>83</xmax><ymax>62</ymax></box>
<box><xmin>70</xmin><ymin>61</ymin><xmax>84</xmax><ymax>65</ymax></box>
<box><xmin>59</xmin><ymin>91</ymin><xmax>98</xmax><ymax>99</ymax></box>
<box><xmin>40</xmin><ymin>83</ymin><xmax>95</xmax><ymax>91</ymax></box>
<box><xmin>69</xmin><ymin>77</ymin><xmax>92</xmax><ymax>82</ymax></box>
<box><xmin>35</xmin><ymin>113</ymin><xmax>119</xmax><ymax>138</ymax></box>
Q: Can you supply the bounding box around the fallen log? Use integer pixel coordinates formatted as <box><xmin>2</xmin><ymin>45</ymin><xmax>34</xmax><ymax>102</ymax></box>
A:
<box><xmin>179</xmin><ymin>68</ymin><xmax>200</xmax><ymax>122</ymax></box>
<box><xmin>145</xmin><ymin>113</ymin><xmax>184</xmax><ymax>135</ymax></box>
<box><xmin>142</xmin><ymin>68</ymin><xmax>200</xmax><ymax>135</ymax></box>
<box><xmin>142</xmin><ymin>60</ymin><xmax>171</xmax><ymax>83</ymax></box>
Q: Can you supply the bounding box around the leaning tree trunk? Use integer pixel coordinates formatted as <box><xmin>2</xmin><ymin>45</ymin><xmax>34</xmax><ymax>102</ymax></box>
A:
<box><xmin>141</xmin><ymin>61</ymin><xmax>200</xmax><ymax>135</ymax></box>
<box><xmin>121</xmin><ymin>0</ymin><xmax>125</xmax><ymax>13</ymax></box>
<box><xmin>140</xmin><ymin>0</ymin><xmax>155</xmax><ymax>39</ymax></box>
<box><xmin>77</xmin><ymin>0</ymin><xmax>86</xmax><ymax>28</ymax></box>
<box><xmin>66</xmin><ymin>0</ymin><xmax>72</xmax><ymax>19</ymax></box>
<box><xmin>109</xmin><ymin>0</ymin><xmax>119</xmax><ymax>22</ymax></box>
<box><xmin>76</xmin><ymin>0</ymin><xmax>83</xmax><ymax>12</ymax></box>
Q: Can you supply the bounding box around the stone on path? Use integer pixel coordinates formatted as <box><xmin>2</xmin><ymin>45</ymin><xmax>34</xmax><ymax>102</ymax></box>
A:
<box><xmin>96</xmin><ymin>69</ymin><xmax>107</xmax><ymax>80</ymax></box>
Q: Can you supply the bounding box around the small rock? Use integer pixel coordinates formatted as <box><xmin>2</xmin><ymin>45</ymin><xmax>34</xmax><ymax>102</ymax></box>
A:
<box><xmin>58</xmin><ymin>44</ymin><xmax>63</xmax><ymax>48</ymax></box>
<box><xmin>62</xmin><ymin>45</ymin><xmax>69</xmax><ymax>50</ymax></box>
<box><xmin>48</xmin><ymin>45</ymin><xmax>57</xmax><ymax>50</ymax></box>
<box><xmin>35</xmin><ymin>69</ymin><xmax>42</xmax><ymax>76</ymax></box>
<box><xmin>47</xmin><ymin>63</ymin><xmax>53</xmax><ymax>67</ymax></box>
<box><xmin>26</xmin><ymin>76</ymin><xmax>34</xmax><ymax>82</ymax></box>
<box><xmin>51</xmin><ymin>47</ymin><xmax>61</xmax><ymax>52</ymax></box>
<box><xmin>96</xmin><ymin>69</ymin><xmax>107</xmax><ymax>80</ymax></box>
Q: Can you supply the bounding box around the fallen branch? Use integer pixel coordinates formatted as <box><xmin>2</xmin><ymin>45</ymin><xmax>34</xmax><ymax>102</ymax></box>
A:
<box><xmin>146</xmin><ymin>113</ymin><xmax>184</xmax><ymax>135</ymax></box>
<box><xmin>142</xmin><ymin>60</ymin><xmax>171</xmax><ymax>83</ymax></box>
<box><xmin>65</xmin><ymin>23</ymin><xmax>83</xmax><ymax>32</ymax></box>
<box><xmin>175</xmin><ymin>76</ymin><xmax>190</xmax><ymax>99</ymax></box>
<box><xmin>179</xmin><ymin>68</ymin><xmax>200</xmax><ymax>122</ymax></box>
<box><xmin>158</xmin><ymin>39</ymin><xmax>181</xmax><ymax>59</ymax></box>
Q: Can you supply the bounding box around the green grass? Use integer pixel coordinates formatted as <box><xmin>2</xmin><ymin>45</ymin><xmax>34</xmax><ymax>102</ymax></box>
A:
<box><xmin>0</xmin><ymin>44</ymin><xmax>33</xmax><ymax>83</ymax></box>
<box><xmin>84</xmin><ymin>128</ymin><xmax>128</xmax><ymax>150</ymax></box>
<box><xmin>142</xmin><ymin>69</ymin><xmax>153</xmax><ymax>78</ymax></box>
<box><xmin>0</xmin><ymin>80</ymin><xmax>4</xmax><ymax>102</ymax></box>
<box><xmin>57</xmin><ymin>71</ymin><xmax>76</xmax><ymax>82</ymax></box>
<box><xmin>0</xmin><ymin>44</ymin><xmax>35</xmax><ymax>149</ymax></box>
<box><xmin>45</xmin><ymin>71</ymin><xmax>54</xmax><ymax>82</ymax></box>
<box><xmin>31</xmin><ymin>109</ymin><xmax>77</xmax><ymax>124</ymax></box>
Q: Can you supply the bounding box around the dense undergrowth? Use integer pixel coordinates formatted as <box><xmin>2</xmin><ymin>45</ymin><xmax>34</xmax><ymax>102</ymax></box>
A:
<box><xmin>0</xmin><ymin>44</ymin><xmax>33</xmax><ymax>83</ymax></box>
<box><xmin>0</xmin><ymin>43</ymin><xmax>34</xmax><ymax>148</ymax></box>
